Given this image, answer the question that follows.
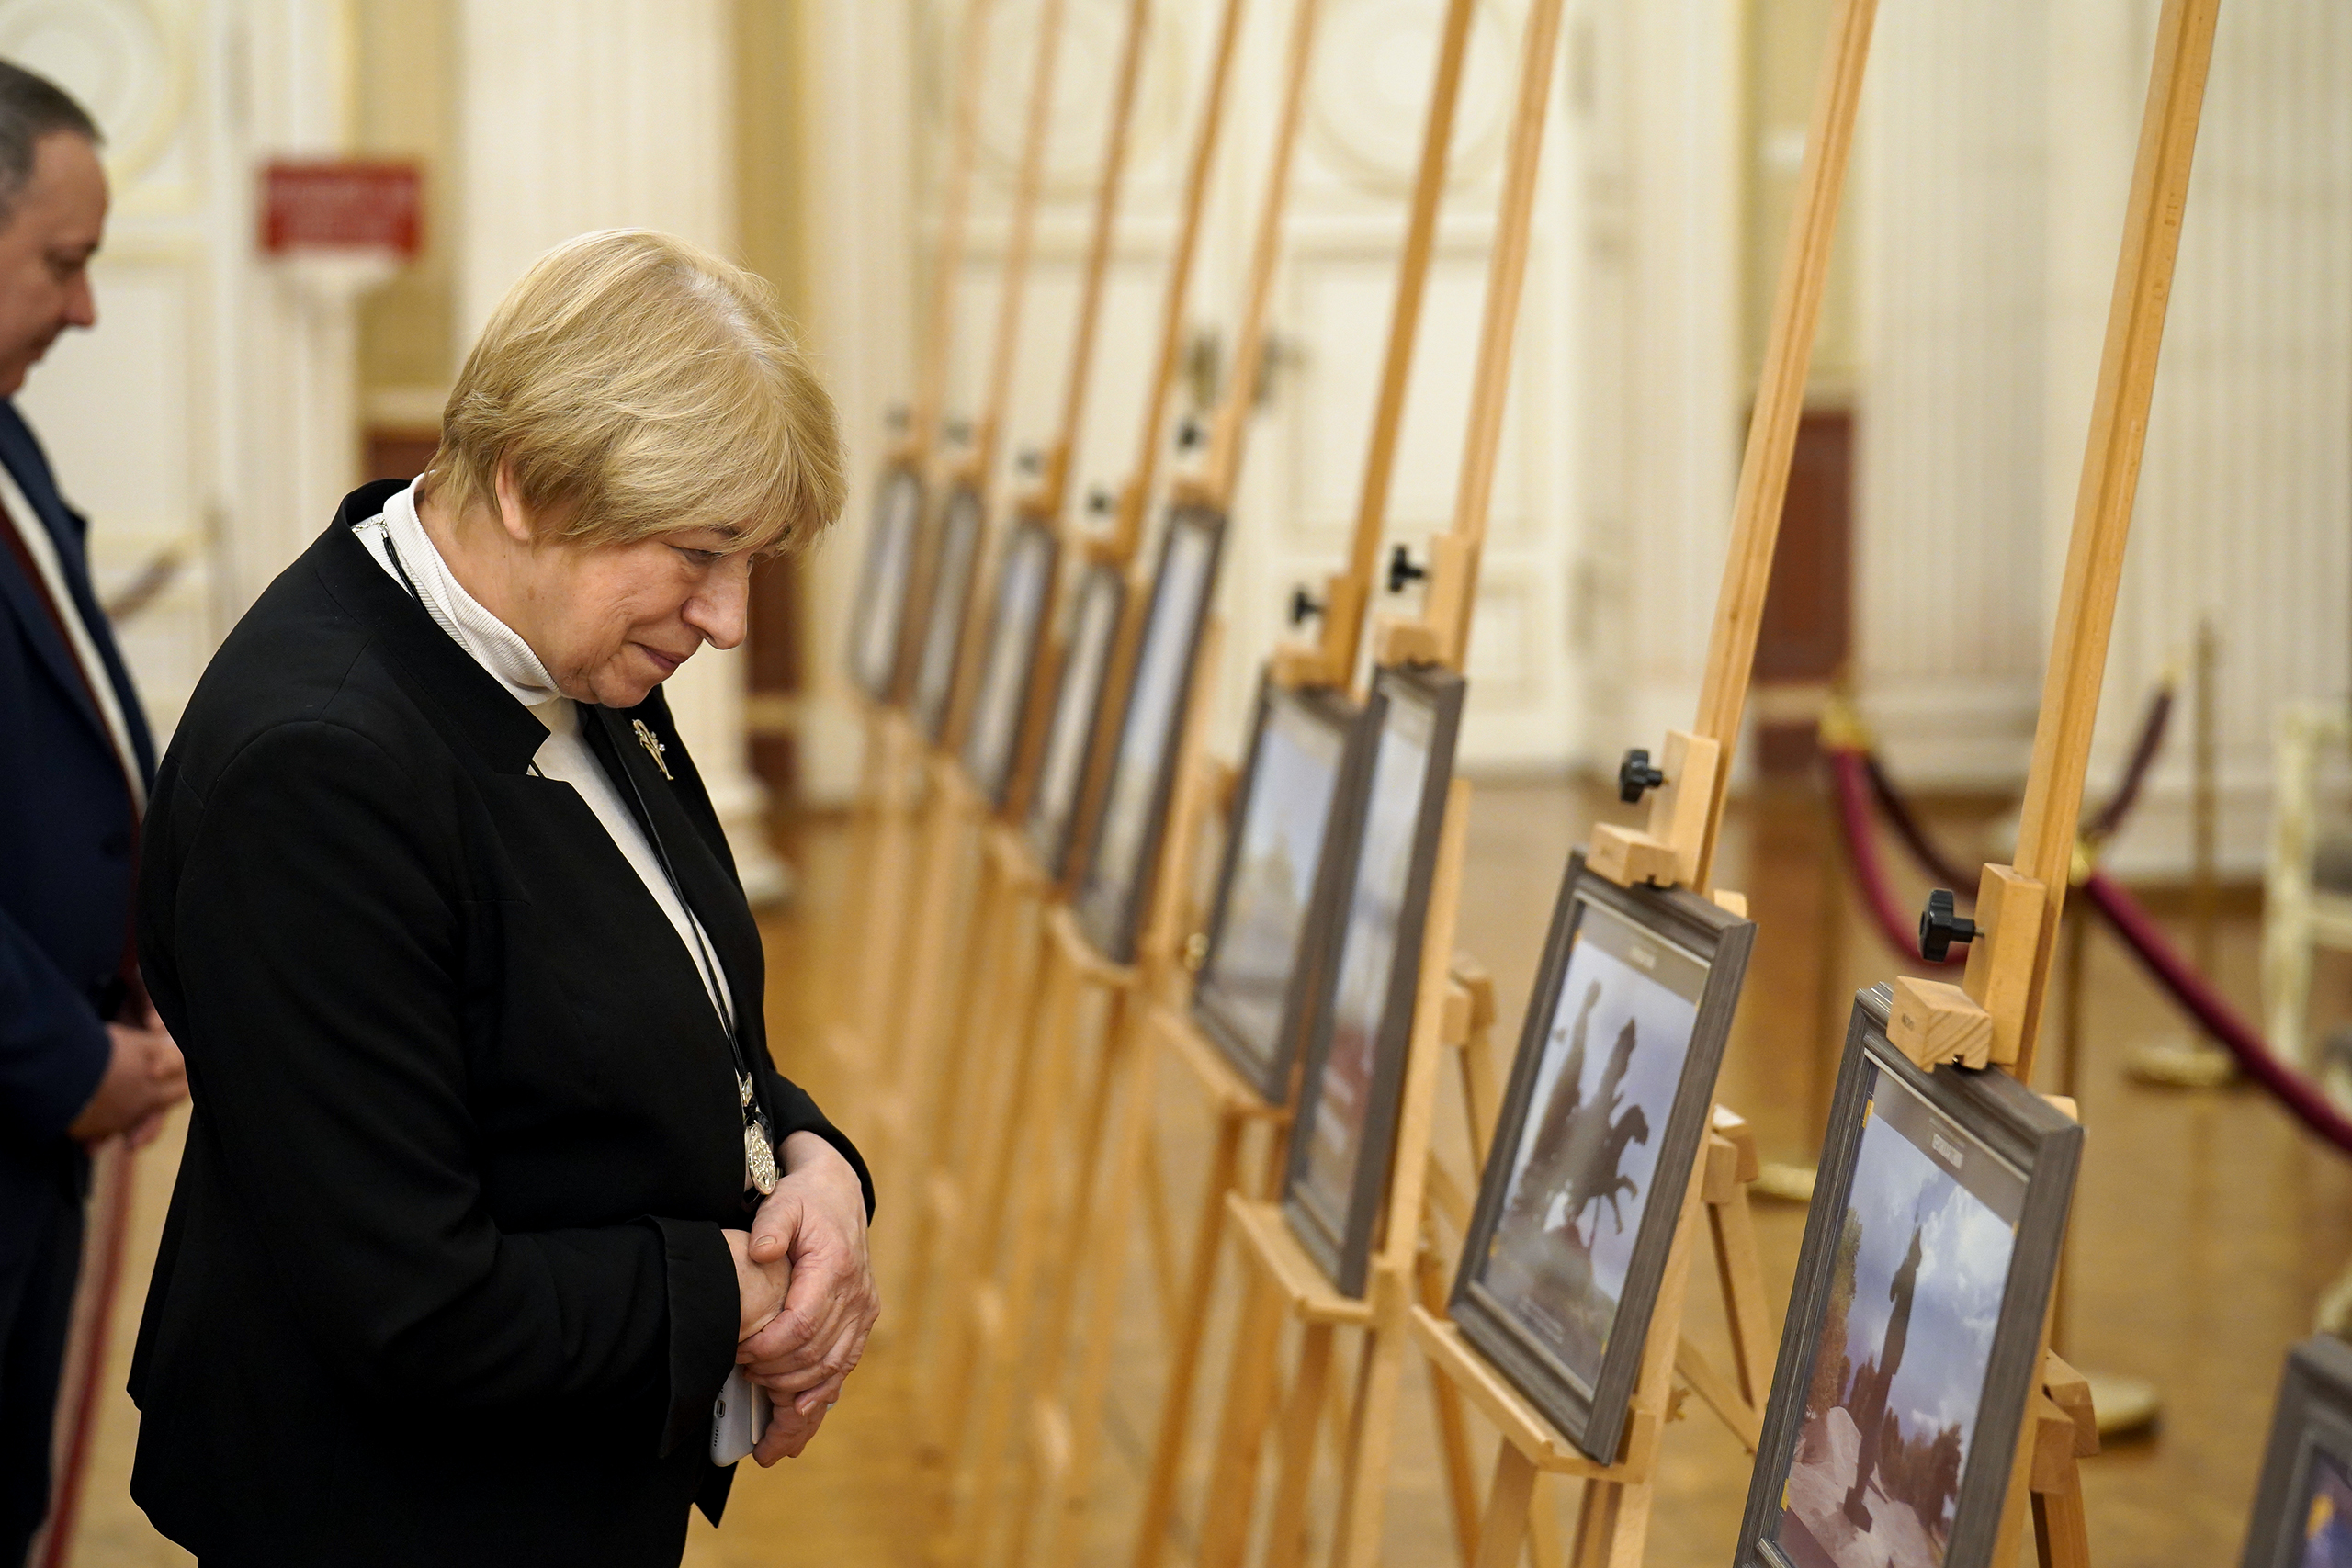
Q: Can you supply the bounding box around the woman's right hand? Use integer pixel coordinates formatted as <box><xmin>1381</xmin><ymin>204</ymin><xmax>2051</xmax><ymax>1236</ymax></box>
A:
<box><xmin>724</xmin><ymin>1228</ymin><xmax>794</xmax><ymax>1341</ymax></box>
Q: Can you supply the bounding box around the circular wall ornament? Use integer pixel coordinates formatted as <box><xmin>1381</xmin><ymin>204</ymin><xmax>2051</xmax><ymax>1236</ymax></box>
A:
<box><xmin>0</xmin><ymin>0</ymin><xmax>184</xmax><ymax>187</ymax></box>
<box><xmin>1308</xmin><ymin>0</ymin><xmax>1513</xmax><ymax>197</ymax></box>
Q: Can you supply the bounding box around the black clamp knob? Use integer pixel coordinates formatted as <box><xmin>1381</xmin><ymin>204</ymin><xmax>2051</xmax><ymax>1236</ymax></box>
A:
<box><xmin>945</xmin><ymin>419</ymin><xmax>974</xmax><ymax>445</ymax></box>
<box><xmin>1386</xmin><ymin>544</ymin><xmax>1427</xmax><ymax>594</ymax></box>
<box><xmin>1176</xmin><ymin>417</ymin><xmax>1204</xmax><ymax>450</ymax></box>
<box><xmin>1289</xmin><ymin>587</ymin><xmax>1325</xmax><ymax>626</ymax></box>
<box><xmin>1617</xmin><ymin>749</ymin><xmax>1667</xmax><ymax>804</ymax></box>
<box><xmin>1917</xmin><ymin>889</ymin><xmax>1980</xmax><ymax>963</ymax></box>
<box><xmin>1017</xmin><ymin>448</ymin><xmax>1044</xmax><ymax>475</ymax></box>
<box><xmin>1087</xmin><ymin>488</ymin><xmax>1114</xmax><ymax>516</ymax></box>
<box><xmin>885</xmin><ymin>404</ymin><xmax>911</xmax><ymax>433</ymax></box>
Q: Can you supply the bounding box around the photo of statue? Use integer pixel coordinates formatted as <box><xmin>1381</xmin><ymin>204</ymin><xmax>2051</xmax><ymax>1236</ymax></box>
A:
<box><xmin>2295</xmin><ymin>1450</ymin><xmax>2352</xmax><ymax>1568</ymax></box>
<box><xmin>1472</xmin><ymin>896</ymin><xmax>1703</xmax><ymax>1392</ymax></box>
<box><xmin>1774</xmin><ymin>1066</ymin><xmax>2023</xmax><ymax>1568</ymax></box>
<box><xmin>1026</xmin><ymin>568</ymin><xmax>1123</xmax><ymax>864</ymax></box>
<box><xmin>851</xmin><ymin>467</ymin><xmax>922</xmax><ymax>696</ymax></box>
<box><xmin>1197</xmin><ymin>692</ymin><xmax>1349</xmax><ymax>1075</ymax></box>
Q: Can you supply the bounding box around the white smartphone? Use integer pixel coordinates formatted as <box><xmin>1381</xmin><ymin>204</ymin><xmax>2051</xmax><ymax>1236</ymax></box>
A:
<box><xmin>710</xmin><ymin>1365</ymin><xmax>771</xmax><ymax>1466</ymax></box>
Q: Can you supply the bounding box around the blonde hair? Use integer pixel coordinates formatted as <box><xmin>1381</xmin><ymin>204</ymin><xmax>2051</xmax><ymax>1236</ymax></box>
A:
<box><xmin>423</xmin><ymin>229</ymin><xmax>842</xmax><ymax>556</ymax></box>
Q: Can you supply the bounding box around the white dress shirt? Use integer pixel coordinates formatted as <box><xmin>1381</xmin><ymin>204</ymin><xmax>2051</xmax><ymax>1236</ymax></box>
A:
<box><xmin>354</xmin><ymin>482</ymin><xmax>733</xmax><ymax>1032</ymax></box>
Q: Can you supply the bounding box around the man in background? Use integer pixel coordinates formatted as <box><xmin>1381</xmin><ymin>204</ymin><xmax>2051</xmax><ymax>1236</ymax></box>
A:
<box><xmin>0</xmin><ymin>62</ymin><xmax>187</xmax><ymax>1564</ymax></box>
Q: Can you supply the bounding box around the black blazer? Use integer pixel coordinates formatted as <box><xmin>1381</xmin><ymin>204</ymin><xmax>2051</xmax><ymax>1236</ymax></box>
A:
<box><xmin>0</xmin><ymin>400</ymin><xmax>154</xmax><ymax>1267</ymax></box>
<box><xmin>130</xmin><ymin>480</ymin><xmax>872</xmax><ymax>1566</ymax></box>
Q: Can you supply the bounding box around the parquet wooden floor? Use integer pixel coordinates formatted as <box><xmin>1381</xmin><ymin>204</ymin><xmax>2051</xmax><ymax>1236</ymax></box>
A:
<box><xmin>62</xmin><ymin>780</ymin><xmax>2352</xmax><ymax>1566</ymax></box>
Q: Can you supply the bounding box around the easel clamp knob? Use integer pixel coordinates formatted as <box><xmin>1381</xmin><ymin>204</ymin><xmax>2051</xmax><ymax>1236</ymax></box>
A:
<box><xmin>1918</xmin><ymin>888</ymin><xmax>1980</xmax><ymax>963</ymax></box>
<box><xmin>1617</xmin><ymin>749</ymin><xmax>1668</xmax><ymax>805</ymax></box>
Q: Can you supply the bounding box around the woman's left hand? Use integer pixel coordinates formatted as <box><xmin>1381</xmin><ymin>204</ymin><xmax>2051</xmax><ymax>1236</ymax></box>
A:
<box><xmin>737</xmin><ymin>1132</ymin><xmax>877</xmax><ymax>1446</ymax></box>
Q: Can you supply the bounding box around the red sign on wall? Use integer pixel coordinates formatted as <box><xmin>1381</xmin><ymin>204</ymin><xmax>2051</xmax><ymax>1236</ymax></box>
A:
<box><xmin>260</xmin><ymin>161</ymin><xmax>424</xmax><ymax>257</ymax></box>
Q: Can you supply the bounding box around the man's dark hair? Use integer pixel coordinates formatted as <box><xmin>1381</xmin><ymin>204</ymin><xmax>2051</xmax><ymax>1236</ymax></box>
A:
<box><xmin>0</xmin><ymin>62</ymin><xmax>98</xmax><ymax>224</ymax></box>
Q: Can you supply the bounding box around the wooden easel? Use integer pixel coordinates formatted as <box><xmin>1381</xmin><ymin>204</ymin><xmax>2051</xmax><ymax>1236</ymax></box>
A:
<box><xmin>933</xmin><ymin>7</ymin><xmax>1332</xmax><ymax>1562</ymax></box>
<box><xmin>870</xmin><ymin>0</ymin><xmax>1144</xmax><ymax>1333</ymax></box>
<box><xmin>907</xmin><ymin>0</ymin><xmax>1249</xmax><ymax>1503</ymax></box>
<box><xmin>1176</xmin><ymin>3</ymin><xmax>1589</xmax><ymax>1562</ymax></box>
<box><xmin>1390</xmin><ymin>0</ymin><xmax>1883</xmax><ymax>1541</ymax></box>
<box><xmin>1125</xmin><ymin>0</ymin><xmax>1483</xmax><ymax>1561</ymax></box>
<box><xmin>1873</xmin><ymin>1</ymin><xmax>2219</xmax><ymax>1563</ymax></box>
<box><xmin>828</xmin><ymin>0</ymin><xmax>1001</xmax><ymax>1104</ymax></box>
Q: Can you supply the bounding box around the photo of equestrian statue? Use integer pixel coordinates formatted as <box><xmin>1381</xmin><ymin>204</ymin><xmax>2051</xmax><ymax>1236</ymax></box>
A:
<box><xmin>1476</xmin><ymin>896</ymin><xmax>1707</xmax><ymax>1392</ymax></box>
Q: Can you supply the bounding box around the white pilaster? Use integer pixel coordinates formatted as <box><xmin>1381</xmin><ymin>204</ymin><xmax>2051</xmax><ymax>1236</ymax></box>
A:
<box><xmin>231</xmin><ymin>0</ymin><xmax>370</xmax><ymax>608</ymax></box>
<box><xmin>1853</xmin><ymin>0</ymin><xmax>2050</xmax><ymax>786</ymax></box>
<box><xmin>1583</xmin><ymin>0</ymin><xmax>1743</xmax><ymax>759</ymax></box>
<box><xmin>454</xmin><ymin>0</ymin><xmax>791</xmax><ymax>900</ymax></box>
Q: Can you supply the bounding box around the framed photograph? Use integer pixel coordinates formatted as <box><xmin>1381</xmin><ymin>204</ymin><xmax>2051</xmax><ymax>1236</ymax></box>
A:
<box><xmin>1735</xmin><ymin>984</ymin><xmax>2082</xmax><ymax>1568</ymax></box>
<box><xmin>2241</xmin><ymin>1335</ymin><xmax>2352</xmax><ymax>1568</ymax></box>
<box><xmin>960</xmin><ymin>517</ymin><xmax>1059</xmax><ymax>810</ymax></box>
<box><xmin>1023</xmin><ymin>562</ymin><xmax>1126</xmax><ymax>882</ymax></box>
<box><xmin>846</xmin><ymin>462</ymin><xmax>926</xmax><ymax>703</ymax></box>
<box><xmin>910</xmin><ymin>482</ymin><xmax>989</xmax><ymax>744</ymax></box>
<box><xmin>1282</xmin><ymin>664</ymin><xmax>1466</xmax><ymax>1297</ymax></box>
<box><xmin>1072</xmin><ymin>504</ymin><xmax>1226</xmax><ymax>964</ymax></box>
<box><xmin>1191</xmin><ymin>674</ymin><xmax>1363</xmax><ymax>1103</ymax></box>
<box><xmin>1450</xmin><ymin>852</ymin><xmax>1755</xmax><ymax>1461</ymax></box>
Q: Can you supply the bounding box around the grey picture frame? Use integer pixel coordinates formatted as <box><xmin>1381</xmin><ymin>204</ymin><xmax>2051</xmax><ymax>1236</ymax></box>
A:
<box><xmin>1449</xmin><ymin>852</ymin><xmax>1755</xmax><ymax>1462</ymax></box>
<box><xmin>1191</xmin><ymin>673</ymin><xmax>1365</xmax><ymax>1104</ymax></box>
<box><xmin>846</xmin><ymin>461</ymin><xmax>928</xmax><ymax>704</ymax></box>
<box><xmin>961</xmin><ymin>516</ymin><xmax>1060</xmax><ymax>811</ymax></box>
<box><xmin>1281</xmin><ymin>663</ymin><xmax>1466</xmax><ymax>1298</ymax></box>
<box><xmin>1734</xmin><ymin>984</ymin><xmax>2083</xmax><ymax>1568</ymax></box>
<box><xmin>1024</xmin><ymin>560</ymin><xmax>1127</xmax><ymax>883</ymax></box>
<box><xmin>910</xmin><ymin>481</ymin><xmax>989</xmax><ymax>745</ymax></box>
<box><xmin>2241</xmin><ymin>1334</ymin><xmax>2352</xmax><ymax>1568</ymax></box>
<box><xmin>1073</xmin><ymin>503</ymin><xmax>1227</xmax><ymax>964</ymax></box>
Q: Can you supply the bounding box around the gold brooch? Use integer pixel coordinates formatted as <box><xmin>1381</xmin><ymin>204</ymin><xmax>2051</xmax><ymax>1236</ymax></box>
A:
<box><xmin>632</xmin><ymin>719</ymin><xmax>673</xmax><ymax>780</ymax></box>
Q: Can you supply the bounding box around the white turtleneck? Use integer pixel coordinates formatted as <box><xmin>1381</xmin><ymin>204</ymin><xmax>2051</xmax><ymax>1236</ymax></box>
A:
<box><xmin>354</xmin><ymin>482</ymin><xmax>733</xmax><ymax>1032</ymax></box>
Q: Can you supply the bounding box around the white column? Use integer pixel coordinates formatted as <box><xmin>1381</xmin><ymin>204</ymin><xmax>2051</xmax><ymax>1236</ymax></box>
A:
<box><xmin>1852</xmin><ymin>0</ymin><xmax>2052</xmax><ymax>784</ymax></box>
<box><xmin>2093</xmin><ymin>0</ymin><xmax>2352</xmax><ymax>877</ymax></box>
<box><xmin>454</xmin><ymin>0</ymin><xmax>791</xmax><ymax>901</ymax></box>
<box><xmin>229</xmin><ymin>0</ymin><xmax>370</xmax><ymax>609</ymax></box>
<box><xmin>1582</xmin><ymin>0</ymin><xmax>1743</xmax><ymax>758</ymax></box>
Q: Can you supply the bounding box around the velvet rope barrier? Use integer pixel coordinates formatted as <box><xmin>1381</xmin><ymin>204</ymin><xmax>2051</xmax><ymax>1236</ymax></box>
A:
<box><xmin>2079</xmin><ymin>869</ymin><xmax>2352</xmax><ymax>1151</ymax></box>
<box><xmin>1833</xmin><ymin>705</ymin><xmax>2352</xmax><ymax>1155</ymax></box>
<box><xmin>1827</xmin><ymin>746</ymin><xmax>1963</xmax><ymax>967</ymax></box>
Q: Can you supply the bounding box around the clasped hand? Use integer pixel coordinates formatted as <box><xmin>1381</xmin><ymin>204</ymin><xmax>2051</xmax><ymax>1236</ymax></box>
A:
<box><xmin>722</xmin><ymin>1131</ymin><xmax>876</xmax><ymax>1465</ymax></box>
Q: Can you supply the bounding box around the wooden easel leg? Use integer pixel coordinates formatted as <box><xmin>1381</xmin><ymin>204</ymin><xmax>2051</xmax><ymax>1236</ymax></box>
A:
<box><xmin>922</xmin><ymin>908</ymin><xmax>1051</xmax><ymax>1454</ymax></box>
<box><xmin>1130</xmin><ymin>1107</ymin><xmax>1249</xmax><ymax>1568</ymax></box>
<box><xmin>1525</xmin><ymin>1485</ymin><xmax>1566</xmax><ymax>1568</ymax></box>
<box><xmin>955</xmin><ymin>943</ymin><xmax>1090</xmax><ymax>1565</ymax></box>
<box><xmin>1262</xmin><ymin>1322</ymin><xmax>1339</xmax><ymax>1568</ymax></box>
<box><xmin>1471</xmin><ymin>1447</ymin><xmax>1540</xmax><ymax>1568</ymax></box>
<box><xmin>1193</xmin><ymin>1264</ymin><xmax>1292</xmax><ymax>1568</ymax></box>
<box><xmin>1416</xmin><ymin>1237</ymin><xmax>1483</xmax><ymax>1564</ymax></box>
<box><xmin>1712</xmin><ymin>1133</ymin><xmax>1769</xmax><ymax>1401</ymax></box>
<box><xmin>899</xmin><ymin>852</ymin><xmax>1005</xmax><ymax>1365</ymax></box>
<box><xmin>1329</xmin><ymin>1290</ymin><xmax>1414</xmax><ymax>1568</ymax></box>
<box><xmin>1032</xmin><ymin>998</ymin><xmax>1168</xmax><ymax>1568</ymax></box>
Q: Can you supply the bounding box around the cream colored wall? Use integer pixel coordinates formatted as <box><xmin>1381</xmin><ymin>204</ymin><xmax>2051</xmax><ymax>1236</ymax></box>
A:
<box><xmin>354</xmin><ymin>0</ymin><xmax>456</xmax><ymax>417</ymax></box>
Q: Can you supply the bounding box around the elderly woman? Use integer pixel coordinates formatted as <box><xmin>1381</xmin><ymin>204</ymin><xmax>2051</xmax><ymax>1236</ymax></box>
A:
<box><xmin>126</xmin><ymin>231</ymin><xmax>876</xmax><ymax>1564</ymax></box>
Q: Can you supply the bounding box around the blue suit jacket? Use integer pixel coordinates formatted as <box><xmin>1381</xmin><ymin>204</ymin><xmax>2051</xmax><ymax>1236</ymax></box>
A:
<box><xmin>0</xmin><ymin>399</ymin><xmax>154</xmax><ymax>1270</ymax></box>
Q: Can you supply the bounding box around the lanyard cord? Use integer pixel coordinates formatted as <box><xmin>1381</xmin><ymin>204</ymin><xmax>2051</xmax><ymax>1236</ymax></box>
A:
<box><xmin>372</xmin><ymin>515</ymin><xmax>767</xmax><ymax>1131</ymax></box>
